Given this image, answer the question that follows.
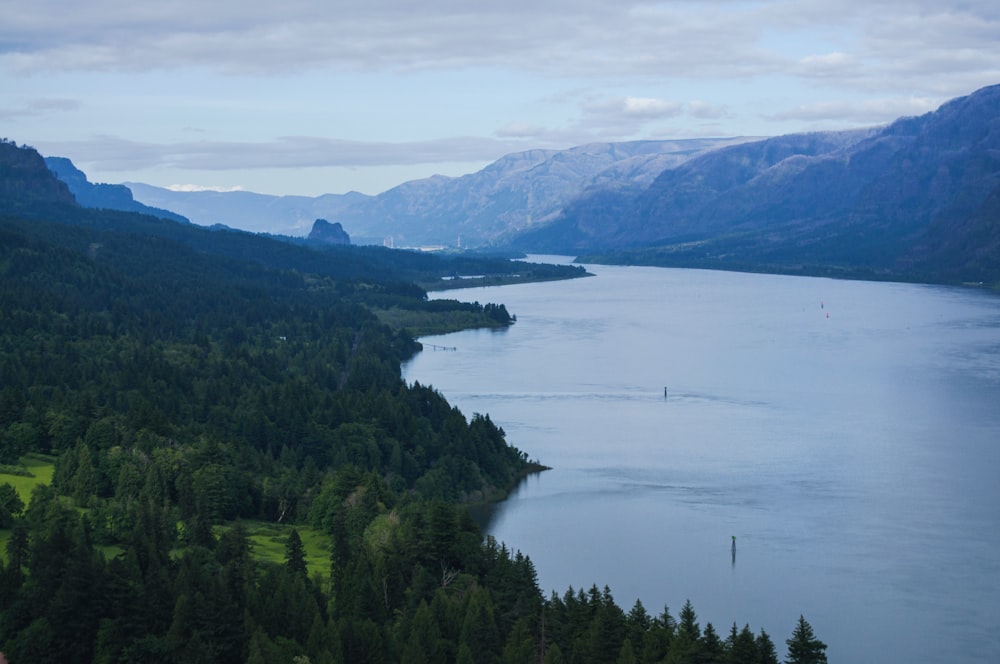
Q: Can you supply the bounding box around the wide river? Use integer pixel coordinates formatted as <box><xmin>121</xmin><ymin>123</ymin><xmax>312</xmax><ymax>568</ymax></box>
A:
<box><xmin>401</xmin><ymin>259</ymin><xmax>1000</xmax><ymax>664</ymax></box>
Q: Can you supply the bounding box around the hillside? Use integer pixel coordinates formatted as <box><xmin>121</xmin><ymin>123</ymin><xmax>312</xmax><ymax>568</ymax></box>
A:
<box><xmin>520</xmin><ymin>84</ymin><xmax>1000</xmax><ymax>284</ymax></box>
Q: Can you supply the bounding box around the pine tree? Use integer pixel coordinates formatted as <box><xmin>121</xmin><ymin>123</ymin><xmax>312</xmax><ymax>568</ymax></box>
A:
<box><xmin>285</xmin><ymin>527</ymin><xmax>308</xmax><ymax>576</ymax></box>
<box><xmin>756</xmin><ymin>629</ymin><xmax>779</xmax><ymax>664</ymax></box>
<box><xmin>784</xmin><ymin>615</ymin><xmax>827</xmax><ymax>664</ymax></box>
<box><xmin>679</xmin><ymin>599</ymin><xmax>700</xmax><ymax>641</ymax></box>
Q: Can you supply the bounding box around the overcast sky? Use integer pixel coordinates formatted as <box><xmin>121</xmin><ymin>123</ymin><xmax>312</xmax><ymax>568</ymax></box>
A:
<box><xmin>2</xmin><ymin>1</ymin><xmax>998</xmax><ymax>196</ymax></box>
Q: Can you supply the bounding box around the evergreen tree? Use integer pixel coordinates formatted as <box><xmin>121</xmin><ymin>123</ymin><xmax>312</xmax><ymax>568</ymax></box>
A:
<box><xmin>285</xmin><ymin>528</ymin><xmax>308</xmax><ymax>576</ymax></box>
<box><xmin>679</xmin><ymin>599</ymin><xmax>700</xmax><ymax>641</ymax></box>
<box><xmin>459</xmin><ymin>587</ymin><xmax>502</xmax><ymax>663</ymax></box>
<box><xmin>698</xmin><ymin>622</ymin><xmax>725</xmax><ymax>664</ymax></box>
<box><xmin>0</xmin><ymin>482</ymin><xmax>24</xmax><ymax>527</ymax></box>
<box><xmin>756</xmin><ymin>629</ymin><xmax>779</xmax><ymax>664</ymax></box>
<box><xmin>616</xmin><ymin>637</ymin><xmax>638</xmax><ymax>664</ymax></box>
<box><xmin>784</xmin><ymin>616</ymin><xmax>827</xmax><ymax>664</ymax></box>
<box><xmin>726</xmin><ymin>623</ymin><xmax>759</xmax><ymax>664</ymax></box>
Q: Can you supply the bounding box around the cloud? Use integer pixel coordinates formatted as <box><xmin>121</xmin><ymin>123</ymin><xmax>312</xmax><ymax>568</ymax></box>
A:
<box><xmin>33</xmin><ymin>134</ymin><xmax>536</xmax><ymax>172</ymax></box>
<box><xmin>166</xmin><ymin>184</ymin><xmax>245</xmax><ymax>192</ymax></box>
<box><xmin>10</xmin><ymin>0</ymin><xmax>1000</xmax><ymax>195</ymax></box>
<box><xmin>687</xmin><ymin>101</ymin><xmax>729</xmax><ymax>120</ymax></box>
<box><xmin>2</xmin><ymin>0</ymin><xmax>994</xmax><ymax>96</ymax></box>
<box><xmin>0</xmin><ymin>97</ymin><xmax>80</xmax><ymax>120</ymax></box>
<box><xmin>763</xmin><ymin>96</ymin><xmax>941</xmax><ymax>124</ymax></box>
<box><xmin>794</xmin><ymin>52</ymin><xmax>862</xmax><ymax>79</ymax></box>
<box><xmin>622</xmin><ymin>97</ymin><xmax>685</xmax><ymax>119</ymax></box>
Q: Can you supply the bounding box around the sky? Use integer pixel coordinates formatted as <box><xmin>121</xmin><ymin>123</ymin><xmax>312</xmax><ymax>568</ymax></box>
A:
<box><xmin>2</xmin><ymin>1</ymin><xmax>998</xmax><ymax>197</ymax></box>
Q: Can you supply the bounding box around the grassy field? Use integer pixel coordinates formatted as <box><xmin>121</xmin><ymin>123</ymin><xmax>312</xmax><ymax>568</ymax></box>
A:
<box><xmin>0</xmin><ymin>454</ymin><xmax>56</xmax><ymax>564</ymax></box>
<box><xmin>373</xmin><ymin>306</ymin><xmax>510</xmax><ymax>336</ymax></box>
<box><xmin>0</xmin><ymin>453</ymin><xmax>56</xmax><ymax>504</ymax></box>
<box><xmin>221</xmin><ymin>521</ymin><xmax>331</xmax><ymax>580</ymax></box>
<box><xmin>1</xmin><ymin>455</ymin><xmax>330</xmax><ymax>576</ymax></box>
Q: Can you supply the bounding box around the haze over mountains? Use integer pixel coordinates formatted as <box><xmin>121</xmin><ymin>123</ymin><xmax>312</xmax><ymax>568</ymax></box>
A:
<box><xmin>120</xmin><ymin>138</ymin><xmax>755</xmax><ymax>246</ymax></box>
<box><xmin>41</xmin><ymin>83</ymin><xmax>1000</xmax><ymax>285</ymax></box>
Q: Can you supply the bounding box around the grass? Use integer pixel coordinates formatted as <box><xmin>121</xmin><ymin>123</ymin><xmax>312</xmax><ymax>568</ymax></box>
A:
<box><xmin>0</xmin><ymin>453</ymin><xmax>56</xmax><ymax>565</ymax></box>
<box><xmin>373</xmin><ymin>306</ymin><xmax>510</xmax><ymax>336</ymax></box>
<box><xmin>0</xmin><ymin>456</ymin><xmax>330</xmax><ymax>579</ymax></box>
<box><xmin>219</xmin><ymin>520</ymin><xmax>331</xmax><ymax>580</ymax></box>
<box><xmin>0</xmin><ymin>453</ymin><xmax>56</xmax><ymax>504</ymax></box>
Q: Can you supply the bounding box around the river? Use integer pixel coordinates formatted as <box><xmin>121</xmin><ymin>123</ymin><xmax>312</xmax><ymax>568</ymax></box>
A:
<box><xmin>401</xmin><ymin>258</ymin><xmax>1000</xmax><ymax>663</ymax></box>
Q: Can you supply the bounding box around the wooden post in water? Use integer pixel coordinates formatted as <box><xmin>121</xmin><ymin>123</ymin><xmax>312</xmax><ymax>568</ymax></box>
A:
<box><xmin>664</xmin><ymin>387</ymin><xmax>668</xmax><ymax>399</ymax></box>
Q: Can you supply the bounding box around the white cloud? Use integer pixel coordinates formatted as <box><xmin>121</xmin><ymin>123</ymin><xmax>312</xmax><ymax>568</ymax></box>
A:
<box><xmin>1</xmin><ymin>0</ymin><xmax>993</xmax><ymax>94</ymax></box>
<box><xmin>166</xmin><ymin>184</ymin><xmax>245</xmax><ymax>192</ymax></box>
<box><xmin>33</xmin><ymin>134</ymin><xmax>535</xmax><ymax>172</ymax></box>
<box><xmin>0</xmin><ymin>97</ymin><xmax>80</xmax><ymax>120</ymax></box>
<box><xmin>763</xmin><ymin>96</ymin><xmax>941</xmax><ymax>124</ymax></box>
<box><xmin>687</xmin><ymin>101</ymin><xmax>729</xmax><ymax>120</ymax></box>
<box><xmin>623</xmin><ymin>97</ymin><xmax>684</xmax><ymax>118</ymax></box>
<box><xmin>8</xmin><ymin>0</ymin><xmax>1000</xmax><ymax>194</ymax></box>
<box><xmin>794</xmin><ymin>52</ymin><xmax>862</xmax><ymax>79</ymax></box>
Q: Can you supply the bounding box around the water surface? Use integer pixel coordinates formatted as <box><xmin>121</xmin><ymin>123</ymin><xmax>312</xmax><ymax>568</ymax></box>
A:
<box><xmin>403</xmin><ymin>260</ymin><xmax>1000</xmax><ymax>663</ymax></box>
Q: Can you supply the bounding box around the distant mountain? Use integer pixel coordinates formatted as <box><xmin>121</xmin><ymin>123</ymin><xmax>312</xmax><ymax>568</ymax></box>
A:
<box><xmin>3</xmin><ymin>140</ymin><xmax>586</xmax><ymax>289</ymax></box>
<box><xmin>517</xmin><ymin>84</ymin><xmax>1000</xmax><ymax>284</ymax></box>
<box><xmin>44</xmin><ymin>156</ymin><xmax>189</xmax><ymax>223</ymax></box>
<box><xmin>30</xmin><ymin>84</ymin><xmax>1000</xmax><ymax>285</ymax></box>
<box><xmin>123</xmin><ymin>183</ymin><xmax>368</xmax><ymax>237</ymax></box>
<box><xmin>124</xmin><ymin>138</ymin><xmax>754</xmax><ymax>246</ymax></box>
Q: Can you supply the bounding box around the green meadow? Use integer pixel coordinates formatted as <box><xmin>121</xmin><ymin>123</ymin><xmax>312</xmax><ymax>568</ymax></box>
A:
<box><xmin>0</xmin><ymin>456</ymin><xmax>328</xmax><ymax>575</ymax></box>
<box><xmin>223</xmin><ymin>521</ymin><xmax>331</xmax><ymax>579</ymax></box>
<box><xmin>0</xmin><ymin>453</ymin><xmax>56</xmax><ymax>504</ymax></box>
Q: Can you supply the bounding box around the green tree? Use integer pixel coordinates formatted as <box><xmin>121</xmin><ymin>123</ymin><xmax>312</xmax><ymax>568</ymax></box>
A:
<box><xmin>616</xmin><ymin>637</ymin><xmax>637</xmax><ymax>664</ymax></box>
<box><xmin>502</xmin><ymin>616</ymin><xmax>537</xmax><ymax>664</ymax></box>
<box><xmin>679</xmin><ymin>599</ymin><xmax>700</xmax><ymax>641</ymax></box>
<box><xmin>460</xmin><ymin>587</ymin><xmax>502</xmax><ymax>663</ymax></box>
<box><xmin>70</xmin><ymin>441</ymin><xmax>97</xmax><ymax>506</ymax></box>
<box><xmin>726</xmin><ymin>623</ymin><xmax>759</xmax><ymax>664</ymax></box>
<box><xmin>698</xmin><ymin>622</ymin><xmax>725</xmax><ymax>663</ymax></box>
<box><xmin>756</xmin><ymin>629</ymin><xmax>779</xmax><ymax>664</ymax></box>
<box><xmin>1</xmin><ymin>422</ymin><xmax>38</xmax><ymax>463</ymax></box>
<box><xmin>285</xmin><ymin>528</ymin><xmax>308</xmax><ymax>577</ymax></box>
<box><xmin>0</xmin><ymin>482</ymin><xmax>25</xmax><ymax>527</ymax></box>
<box><xmin>784</xmin><ymin>616</ymin><xmax>827</xmax><ymax>664</ymax></box>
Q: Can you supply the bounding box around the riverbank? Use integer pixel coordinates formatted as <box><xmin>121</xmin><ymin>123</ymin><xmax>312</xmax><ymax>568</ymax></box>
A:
<box><xmin>466</xmin><ymin>462</ymin><xmax>550</xmax><ymax>532</ymax></box>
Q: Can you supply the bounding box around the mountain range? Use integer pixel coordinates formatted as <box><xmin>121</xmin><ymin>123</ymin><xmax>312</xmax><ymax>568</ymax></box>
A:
<box><xmin>118</xmin><ymin>138</ymin><xmax>755</xmax><ymax>245</ymax></box>
<box><xmin>521</xmin><ymin>84</ymin><xmax>1000</xmax><ymax>284</ymax></box>
<box><xmin>38</xmin><ymin>83</ymin><xmax>1000</xmax><ymax>285</ymax></box>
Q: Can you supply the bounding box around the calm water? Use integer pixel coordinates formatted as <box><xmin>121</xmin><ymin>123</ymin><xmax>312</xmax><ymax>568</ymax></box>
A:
<box><xmin>402</xmin><ymin>259</ymin><xmax>1000</xmax><ymax>664</ymax></box>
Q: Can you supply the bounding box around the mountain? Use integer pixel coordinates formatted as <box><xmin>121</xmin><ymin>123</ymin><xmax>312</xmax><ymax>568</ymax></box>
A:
<box><xmin>44</xmin><ymin>156</ymin><xmax>189</xmax><ymax>223</ymax></box>
<box><xmin>123</xmin><ymin>182</ymin><xmax>368</xmax><ymax>237</ymax></box>
<box><xmin>307</xmin><ymin>218</ymin><xmax>350</xmax><ymax>245</ymax></box>
<box><xmin>4</xmin><ymin>140</ymin><xmax>585</xmax><ymax>291</ymax></box>
<box><xmin>33</xmin><ymin>84</ymin><xmax>1000</xmax><ymax>285</ymax></box>
<box><xmin>123</xmin><ymin>138</ymin><xmax>754</xmax><ymax>246</ymax></box>
<box><xmin>518</xmin><ymin>84</ymin><xmax>1000</xmax><ymax>284</ymax></box>
<box><xmin>1</xmin><ymin>139</ymin><xmax>77</xmax><ymax>214</ymax></box>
